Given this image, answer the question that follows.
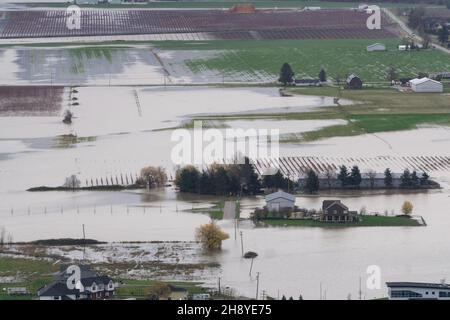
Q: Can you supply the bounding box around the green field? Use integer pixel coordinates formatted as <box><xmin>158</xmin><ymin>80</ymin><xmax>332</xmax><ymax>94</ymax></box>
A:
<box><xmin>153</xmin><ymin>39</ymin><xmax>450</xmax><ymax>83</ymax></box>
<box><xmin>0</xmin><ymin>256</ymin><xmax>56</xmax><ymax>300</ymax></box>
<box><xmin>262</xmin><ymin>215</ymin><xmax>421</xmax><ymax>227</ymax></box>
<box><xmin>23</xmin><ymin>1</ymin><xmax>439</xmax><ymax>9</ymax></box>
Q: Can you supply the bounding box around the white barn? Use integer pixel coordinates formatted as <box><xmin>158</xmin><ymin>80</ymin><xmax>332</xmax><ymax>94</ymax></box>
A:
<box><xmin>387</xmin><ymin>282</ymin><xmax>450</xmax><ymax>300</ymax></box>
<box><xmin>367</xmin><ymin>43</ymin><xmax>386</xmax><ymax>52</ymax></box>
<box><xmin>265</xmin><ymin>191</ymin><xmax>295</xmax><ymax>212</ymax></box>
<box><xmin>409</xmin><ymin>77</ymin><xmax>443</xmax><ymax>93</ymax></box>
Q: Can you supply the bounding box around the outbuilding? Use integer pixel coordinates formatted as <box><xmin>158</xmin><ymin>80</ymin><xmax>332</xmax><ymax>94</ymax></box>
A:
<box><xmin>346</xmin><ymin>74</ymin><xmax>363</xmax><ymax>89</ymax></box>
<box><xmin>265</xmin><ymin>191</ymin><xmax>295</xmax><ymax>212</ymax></box>
<box><xmin>367</xmin><ymin>43</ymin><xmax>386</xmax><ymax>52</ymax></box>
<box><xmin>409</xmin><ymin>77</ymin><xmax>443</xmax><ymax>93</ymax></box>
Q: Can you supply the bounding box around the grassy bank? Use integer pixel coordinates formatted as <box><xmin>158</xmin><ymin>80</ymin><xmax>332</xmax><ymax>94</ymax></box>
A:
<box><xmin>262</xmin><ymin>215</ymin><xmax>421</xmax><ymax>227</ymax></box>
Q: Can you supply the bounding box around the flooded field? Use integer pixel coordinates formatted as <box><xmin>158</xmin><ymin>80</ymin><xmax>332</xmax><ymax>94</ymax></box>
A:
<box><xmin>1</xmin><ymin>85</ymin><xmax>450</xmax><ymax>299</ymax></box>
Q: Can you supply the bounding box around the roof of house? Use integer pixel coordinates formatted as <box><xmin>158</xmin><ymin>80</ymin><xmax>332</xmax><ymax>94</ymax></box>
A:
<box><xmin>386</xmin><ymin>282</ymin><xmax>450</xmax><ymax>290</ymax></box>
<box><xmin>265</xmin><ymin>190</ymin><xmax>295</xmax><ymax>203</ymax></box>
<box><xmin>409</xmin><ymin>77</ymin><xmax>442</xmax><ymax>86</ymax></box>
<box><xmin>347</xmin><ymin>74</ymin><xmax>361</xmax><ymax>83</ymax></box>
<box><xmin>294</xmin><ymin>78</ymin><xmax>320</xmax><ymax>83</ymax></box>
<box><xmin>367</xmin><ymin>43</ymin><xmax>385</xmax><ymax>48</ymax></box>
<box><xmin>168</xmin><ymin>284</ymin><xmax>188</xmax><ymax>293</ymax></box>
<box><xmin>322</xmin><ymin>200</ymin><xmax>348</xmax><ymax>211</ymax></box>
<box><xmin>37</xmin><ymin>281</ymin><xmax>80</xmax><ymax>298</ymax></box>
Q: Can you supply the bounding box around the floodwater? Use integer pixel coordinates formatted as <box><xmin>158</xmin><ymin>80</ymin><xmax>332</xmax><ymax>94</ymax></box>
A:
<box><xmin>1</xmin><ymin>86</ymin><xmax>450</xmax><ymax>299</ymax></box>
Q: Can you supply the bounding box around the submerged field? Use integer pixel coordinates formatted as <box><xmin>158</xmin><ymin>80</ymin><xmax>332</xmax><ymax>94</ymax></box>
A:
<box><xmin>196</xmin><ymin>86</ymin><xmax>450</xmax><ymax>142</ymax></box>
<box><xmin>2</xmin><ymin>39</ymin><xmax>449</xmax><ymax>85</ymax></box>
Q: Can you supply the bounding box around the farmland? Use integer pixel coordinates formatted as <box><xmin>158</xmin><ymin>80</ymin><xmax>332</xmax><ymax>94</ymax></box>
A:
<box><xmin>0</xmin><ymin>8</ymin><xmax>397</xmax><ymax>39</ymax></box>
<box><xmin>0</xmin><ymin>86</ymin><xmax>65</xmax><ymax>116</ymax></box>
<box><xmin>21</xmin><ymin>1</ymin><xmax>446</xmax><ymax>9</ymax></box>
<box><xmin>154</xmin><ymin>39</ymin><xmax>450</xmax><ymax>83</ymax></box>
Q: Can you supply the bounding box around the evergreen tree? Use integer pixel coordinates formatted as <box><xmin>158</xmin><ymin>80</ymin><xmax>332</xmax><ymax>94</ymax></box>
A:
<box><xmin>438</xmin><ymin>25</ymin><xmax>449</xmax><ymax>44</ymax></box>
<box><xmin>319</xmin><ymin>69</ymin><xmax>327</xmax><ymax>82</ymax></box>
<box><xmin>420</xmin><ymin>172</ymin><xmax>430</xmax><ymax>186</ymax></box>
<box><xmin>400</xmin><ymin>169</ymin><xmax>412</xmax><ymax>187</ymax></box>
<box><xmin>305</xmin><ymin>170</ymin><xmax>320</xmax><ymax>194</ymax></box>
<box><xmin>278</xmin><ymin>63</ymin><xmax>294</xmax><ymax>86</ymax></box>
<box><xmin>349</xmin><ymin>165</ymin><xmax>362</xmax><ymax>187</ymax></box>
<box><xmin>337</xmin><ymin>165</ymin><xmax>349</xmax><ymax>187</ymax></box>
<box><xmin>411</xmin><ymin>170</ymin><xmax>420</xmax><ymax>187</ymax></box>
<box><xmin>384</xmin><ymin>168</ymin><xmax>393</xmax><ymax>187</ymax></box>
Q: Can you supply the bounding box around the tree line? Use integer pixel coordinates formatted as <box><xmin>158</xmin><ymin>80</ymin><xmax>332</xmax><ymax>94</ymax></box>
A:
<box><xmin>303</xmin><ymin>166</ymin><xmax>432</xmax><ymax>193</ymax></box>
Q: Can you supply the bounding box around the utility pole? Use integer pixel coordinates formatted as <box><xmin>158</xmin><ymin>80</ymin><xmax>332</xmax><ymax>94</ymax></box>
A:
<box><xmin>82</xmin><ymin>224</ymin><xmax>86</xmax><ymax>261</ymax></box>
<box><xmin>234</xmin><ymin>218</ymin><xmax>237</xmax><ymax>240</ymax></box>
<box><xmin>256</xmin><ymin>272</ymin><xmax>260</xmax><ymax>300</ymax></box>
<box><xmin>320</xmin><ymin>282</ymin><xmax>322</xmax><ymax>300</ymax></box>
<box><xmin>218</xmin><ymin>277</ymin><xmax>221</xmax><ymax>295</ymax></box>
<box><xmin>359</xmin><ymin>276</ymin><xmax>362</xmax><ymax>300</ymax></box>
<box><xmin>240</xmin><ymin>231</ymin><xmax>244</xmax><ymax>257</ymax></box>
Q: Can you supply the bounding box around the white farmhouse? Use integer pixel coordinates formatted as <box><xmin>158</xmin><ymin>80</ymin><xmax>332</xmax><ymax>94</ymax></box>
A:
<box><xmin>265</xmin><ymin>191</ymin><xmax>295</xmax><ymax>212</ymax></box>
<box><xmin>409</xmin><ymin>77</ymin><xmax>443</xmax><ymax>93</ymax></box>
<box><xmin>366</xmin><ymin>43</ymin><xmax>386</xmax><ymax>52</ymax></box>
<box><xmin>387</xmin><ymin>282</ymin><xmax>450</xmax><ymax>300</ymax></box>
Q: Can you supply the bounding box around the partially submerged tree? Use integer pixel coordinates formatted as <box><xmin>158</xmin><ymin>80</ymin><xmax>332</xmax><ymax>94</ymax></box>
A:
<box><xmin>401</xmin><ymin>201</ymin><xmax>414</xmax><ymax>216</ymax></box>
<box><xmin>196</xmin><ymin>222</ymin><xmax>229</xmax><ymax>251</ymax></box>
<box><xmin>384</xmin><ymin>168</ymin><xmax>393</xmax><ymax>188</ymax></box>
<box><xmin>278</xmin><ymin>63</ymin><xmax>294</xmax><ymax>86</ymax></box>
<box><xmin>63</xmin><ymin>175</ymin><xmax>81</xmax><ymax>189</ymax></box>
<box><xmin>305</xmin><ymin>170</ymin><xmax>320</xmax><ymax>194</ymax></box>
<box><xmin>366</xmin><ymin>170</ymin><xmax>377</xmax><ymax>189</ymax></box>
<box><xmin>62</xmin><ymin>110</ymin><xmax>73</xmax><ymax>124</ymax></box>
<box><xmin>139</xmin><ymin>166</ymin><xmax>167</xmax><ymax>188</ymax></box>
<box><xmin>244</xmin><ymin>251</ymin><xmax>258</xmax><ymax>276</ymax></box>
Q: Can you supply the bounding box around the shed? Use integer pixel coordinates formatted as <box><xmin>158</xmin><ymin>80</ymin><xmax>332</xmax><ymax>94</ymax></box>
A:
<box><xmin>346</xmin><ymin>74</ymin><xmax>363</xmax><ymax>89</ymax></box>
<box><xmin>265</xmin><ymin>191</ymin><xmax>295</xmax><ymax>212</ymax></box>
<box><xmin>409</xmin><ymin>77</ymin><xmax>443</xmax><ymax>93</ymax></box>
<box><xmin>367</xmin><ymin>43</ymin><xmax>386</xmax><ymax>52</ymax></box>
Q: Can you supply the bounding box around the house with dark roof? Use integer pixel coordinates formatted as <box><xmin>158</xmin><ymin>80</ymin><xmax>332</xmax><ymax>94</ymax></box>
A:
<box><xmin>37</xmin><ymin>265</ymin><xmax>116</xmax><ymax>300</ymax></box>
<box><xmin>320</xmin><ymin>200</ymin><xmax>358</xmax><ymax>223</ymax></box>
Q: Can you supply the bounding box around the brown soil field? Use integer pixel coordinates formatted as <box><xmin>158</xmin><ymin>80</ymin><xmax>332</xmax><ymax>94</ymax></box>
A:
<box><xmin>0</xmin><ymin>86</ymin><xmax>65</xmax><ymax>116</ymax></box>
<box><xmin>0</xmin><ymin>9</ymin><xmax>399</xmax><ymax>40</ymax></box>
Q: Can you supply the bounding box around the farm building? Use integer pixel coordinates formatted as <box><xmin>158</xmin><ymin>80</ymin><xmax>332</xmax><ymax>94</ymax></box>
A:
<box><xmin>229</xmin><ymin>4</ymin><xmax>256</xmax><ymax>14</ymax></box>
<box><xmin>409</xmin><ymin>77</ymin><xmax>443</xmax><ymax>93</ymax></box>
<box><xmin>265</xmin><ymin>191</ymin><xmax>295</xmax><ymax>212</ymax></box>
<box><xmin>294</xmin><ymin>78</ymin><xmax>320</xmax><ymax>86</ymax></box>
<box><xmin>367</xmin><ymin>43</ymin><xmax>386</xmax><ymax>52</ymax></box>
<box><xmin>346</xmin><ymin>74</ymin><xmax>363</xmax><ymax>89</ymax></box>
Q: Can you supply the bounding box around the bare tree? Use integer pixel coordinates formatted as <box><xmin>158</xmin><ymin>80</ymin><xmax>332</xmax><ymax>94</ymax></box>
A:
<box><xmin>0</xmin><ymin>226</ymin><xmax>5</xmax><ymax>246</ymax></box>
<box><xmin>63</xmin><ymin>175</ymin><xmax>81</xmax><ymax>189</ymax></box>
<box><xmin>366</xmin><ymin>170</ymin><xmax>377</xmax><ymax>189</ymax></box>
<box><xmin>324</xmin><ymin>168</ymin><xmax>336</xmax><ymax>190</ymax></box>
<box><xmin>139</xmin><ymin>166</ymin><xmax>168</xmax><ymax>188</ymax></box>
